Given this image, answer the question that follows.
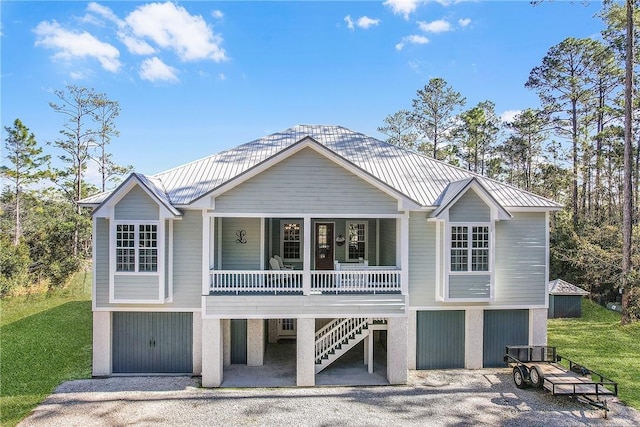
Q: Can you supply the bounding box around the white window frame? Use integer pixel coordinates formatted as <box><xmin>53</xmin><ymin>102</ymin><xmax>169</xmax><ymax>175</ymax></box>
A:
<box><xmin>114</xmin><ymin>221</ymin><xmax>160</xmax><ymax>274</ymax></box>
<box><xmin>280</xmin><ymin>220</ymin><xmax>303</xmax><ymax>262</ymax></box>
<box><xmin>447</xmin><ymin>223</ymin><xmax>492</xmax><ymax>275</ymax></box>
<box><xmin>346</xmin><ymin>221</ymin><xmax>368</xmax><ymax>262</ymax></box>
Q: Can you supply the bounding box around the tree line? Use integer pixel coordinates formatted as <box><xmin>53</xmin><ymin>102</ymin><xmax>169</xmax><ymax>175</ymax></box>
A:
<box><xmin>378</xmin><ymin>2</ymin><xmax>639</xmax><ymax>321</ymax></box>
<box><xmin>1</xmin><ymin>85</ymin><xmax>131</xmax><ymax>296</ymax></box>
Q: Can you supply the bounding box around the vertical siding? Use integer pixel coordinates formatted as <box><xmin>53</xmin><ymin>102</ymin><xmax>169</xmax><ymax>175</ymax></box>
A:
<box><xmin>230</xmin><ymin>319</ymin><xmax>248</xmax><ymax>364</ymax></box>
<box><xmin>408</xmin><ymin>213</ymin><xmax>437</xmax><ymax>306</ymax></box>
<box><xmin>379</xmin><ymin>218</ymin><xmax>396</xmax><ymax>266</ymax></box>
<box><xmin>494</xmin><ymin>213</ymin><xmax>546</xmax><ymax>305</ymax></box>
<box><xmin>550</xmin><ymin>295</ymin><xmax>583</xmax><ymax>318</ymax></box>
<box><xmin>221</xmin><ymin>217</ymin><xmax>261</xmax><ymax>270</ymax></box>
<box><xmin>449</xmin><ymin>191</ymin><xmax>490</xmax><ymax>222</ymax></box>
<box><xmin>214</xmin><ymin>148</ymin><xmax>399</xmax><ymax>214</ymax></box>
<box><xmin>449</xmin><ymin>275</ymin><xmax>491</xmax><ymax>299</ymax></box>
<box><xmin>483</xmin><ymin>310</ymin><xmax>529</xmax><ymax>368</ymax></box>
<box><xmin>113</xmin><ymin>276</ymin><xmax>160</xmax><ymax>300</ymax></box>
<box><xmin>416</xmin><ymin>311</ymin><xmax>465</xmax><ymax>369</ymax></box>
<box><xmin>114</xmin><ymin>185</ymin><xmax>159</xmax><ymax>220</ymax></box>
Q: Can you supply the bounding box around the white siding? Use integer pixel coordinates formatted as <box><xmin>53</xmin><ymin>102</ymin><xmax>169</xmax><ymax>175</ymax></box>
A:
<box><xmin>449</xmin><ymin>275</ymin><xmax>491</xmax><ymax>299</ymax></box>
<box><xmin>408</xmin><ymin>212</ymin><xmax>437</xmax><ymax>306</ymax></box>
<box><xmin>449</xmin><ymin>190</ymin><xmax>490</xmax><ymax>222</ymax></box>
<box><xmin>214</xmin><ymin>148</ymin><xmax>399</xmax><ymax>214</ymax></box>
<box><xmin>113</xmin><ymin>275</ymin><xmax>160</xmax><ymax>300</ymax></box>
<box><xmin>95</xmin><ymin>218</ymin><xmax>110</xmax><ymax>306</ymax></box>
<box><xmin>221</xmin><ymin>217</ymin><xmax>261</xmax><ymax>270</ymax></box>
<box><xmin>114</xmin><ymin>185</ymin><xmax>159</xmax><ymax>220</ymax></box>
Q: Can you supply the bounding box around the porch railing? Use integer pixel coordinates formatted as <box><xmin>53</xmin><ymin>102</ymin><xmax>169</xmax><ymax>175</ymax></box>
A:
<box><xmin>209</xmin><ymin>268</ymin><xmax>401</xmax><ymax>295</ymax></box>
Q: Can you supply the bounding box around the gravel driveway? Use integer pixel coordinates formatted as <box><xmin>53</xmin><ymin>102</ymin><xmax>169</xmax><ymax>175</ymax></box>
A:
<box><xmin>18</xmin><ymin>369</ymin><xmax>640</xmax><ymax>426</ymax></box>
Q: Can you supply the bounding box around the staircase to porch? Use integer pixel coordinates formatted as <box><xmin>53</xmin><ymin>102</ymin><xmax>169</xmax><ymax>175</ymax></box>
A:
<box><xmin>314</xmin><ymin>317</ymin><xmax>386</xmax><ymax>374</ymax></box>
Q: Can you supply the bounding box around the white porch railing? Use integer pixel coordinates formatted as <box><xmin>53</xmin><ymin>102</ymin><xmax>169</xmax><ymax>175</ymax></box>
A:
<box><xmin>209</xmin><ymin>271</ymin><xmax>302</xmax><ymax>294</ymax></box>
<box><xmin>209</xmin><ymin>268</ymin><xmax>401</xmax><ymax>295</ymax></box>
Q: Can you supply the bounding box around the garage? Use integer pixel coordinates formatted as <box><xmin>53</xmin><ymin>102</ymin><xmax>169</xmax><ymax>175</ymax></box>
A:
<box><xmin>483</xmin><ymin>309</ymin><xmax>529</xmax><ymax>368</ymax></box>
<box><xmin>112</xmin><ymin>312</ymin><xmax>193</xmax><ymax>374</ymax></box>
<box><xmin>416</xmin><ymin>310</ymin><xmax>465</xmax><ymax>369</ymax></box>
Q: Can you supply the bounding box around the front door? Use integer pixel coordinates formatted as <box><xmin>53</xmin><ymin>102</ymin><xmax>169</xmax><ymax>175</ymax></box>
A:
<box><xmin>315</xmin><ymin>222</ymin><xmax>334</xmax><ymax>270</ymax></box>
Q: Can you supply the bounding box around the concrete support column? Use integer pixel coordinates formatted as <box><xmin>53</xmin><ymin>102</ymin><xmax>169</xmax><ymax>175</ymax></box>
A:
<box><xmin>296</xmin><ymin>317</ymin><xmax>315</xmax><ymax>386</ymax></box>
<box><xmin>247</xmin><ymin>319</ymin><xmax>265</xmax><ymax>366</ymax></box>
<box><xmin>407</xmin><ymin>310</ymin><xmax>417</xmax><ymax>370</ymax></box>
<box><xmin>192</xmin><ymin>314</ymin><xmax>203</xmax><ymax>375</ymax></box>
<box><xmin>92</xmin><ymin>311</ymin><xmax>112</xmax><ymax>376</ymax></box>
<box><xmin>223</xmin><ymin>319</ymin><xmax>231</xmax><ymax>367</ymax></box>
<box><xmin>529</xmin><ymin>308</ymin><xmax>548</xmax><ymax>346</ymax></box>
<box><xmin>268</xmin><ymin>319</ymin><xmax>278</xmax><ymax>343</ymax></box>
<box><xmin>465</xmin><ymin>309</ymin><xmax>483</xmax><ymax>369</ymax></box>
<box><xmin>202</xmin><ymin>318</ymin><xmax>223</xmax><ymax>387</ymax></box>
<box><xmin>386</xmin><ymin>317</ymin><xmax>408</xmax><ymax>384</ymax></box>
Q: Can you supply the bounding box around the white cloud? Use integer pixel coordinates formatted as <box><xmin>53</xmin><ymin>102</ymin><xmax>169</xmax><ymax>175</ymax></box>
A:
<box><xmin>125</xmin><ymin>2</ymin><xmax>226</xmax><ymax>62</ymax></box>
<box><xmin>218</xmin><ymin>72</ymin><xmax>226</xmax><ymax>81</ymax></box>
<box><xmin>500</xmin><ymin>110</ymin><xmax>522</xmax><ymax>124</ymax></box>
<box><xmin>119</xmin><ymin>33</ymin><xmax>156</xmax><ymax>55</ymax></box>
<box><xmin>395</xmin><ymin>34</ymin><xmax>429</xmax><ymax>51</ymax></box>
<box><xmin>34</xmin><ymin>20</ymin><xmax>121</xmax><ymax>72</ymax></box>
<box><xmin>344</xmin><ymin>15</ymin><xmax>355</xmax><ymax>30</ymax></box>
<box><xmin>87</xmin><ymin>2</ymin><xmax>121</xmax><ymax>26</ymax></box>
<box><xmin>458</xmin><ymin>18</ymin><xmax>471</xmax><ymax>27</ymax></box>
<box><xmin>357</xmin><ymin>16</ymin><xmax>380</xmax><ymax>29</ymax></box>
<box><xmin>418</xmin><ymin>19</ymin><xmax>451</xmax><ymax>33</ymax></box>
<box><xmin>139</xmin><ymin>57</ymin><xmax>179</xmax><ymax>82</ymax></box>
<box><xmin>384</xmin><ymin>0</ymin><xmax>422</xmax><ymax>20</ymax></box>
<box><xmin>212</xmin><ymin>10</ymin><xmax>224</xmax><ymax>19</ymax></box>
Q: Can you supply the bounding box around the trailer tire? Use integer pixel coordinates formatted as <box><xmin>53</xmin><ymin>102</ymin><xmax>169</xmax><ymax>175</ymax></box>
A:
<box><xmin>513</xmin><ymin>366</ymin><xmax>528</xmax><ymax>389</ymax></box>
<box><xmin>529</xmin><ymin>365</ymin><xmax>544</xmax><ymax>388</ymax></box>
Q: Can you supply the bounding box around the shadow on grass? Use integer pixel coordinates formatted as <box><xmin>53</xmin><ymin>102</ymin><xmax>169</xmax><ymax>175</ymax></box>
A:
<box><xmin>0</xmin><ymin>301</ymin><xmax>92</xmax><ymax>427</ymax></box>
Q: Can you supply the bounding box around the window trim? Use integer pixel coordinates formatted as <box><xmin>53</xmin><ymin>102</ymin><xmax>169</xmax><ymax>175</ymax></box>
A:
<box><xmin>345</xmin><ymin>221</ymin><xmax>368</xmax><ymax>262</ymax></box>
<box><xmin>114</xmin><ymin>221</ymin><xmax>160</xmax><ymax>274</ymax></box>
<box><xmin>280</xmin><ymin>220</ymin><xmax>303</xmax><ymax>262</ymax></box>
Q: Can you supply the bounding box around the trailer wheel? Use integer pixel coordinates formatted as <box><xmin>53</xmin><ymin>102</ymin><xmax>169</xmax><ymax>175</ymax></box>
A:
<box><xmin>529</xmin><ymin>365</ymin><xmax>544</xmax><ymax>388</ymax></box>
<box><xmin>513</xmin><ymin>366</ymin><xmax>528</xmax><ymax>389</ymax></box>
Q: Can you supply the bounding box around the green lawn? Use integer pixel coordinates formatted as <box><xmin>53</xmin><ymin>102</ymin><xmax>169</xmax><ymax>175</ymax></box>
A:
<box><xmin>548</xmin><ymin>299</ymin><xmax>640</xmax><ymax>410</ymax></box>
<box><xmin>0</xmin><ymin>272</ymin><xmax>93</xmax><ymax>427</ymax></box>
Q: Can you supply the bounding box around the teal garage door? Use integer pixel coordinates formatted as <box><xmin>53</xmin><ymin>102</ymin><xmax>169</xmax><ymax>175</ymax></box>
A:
<box><xmin>112</xmin><ymin>312</ymin><xmax>193</xmax><ymax>373</ymax></box>
<box><xmin>483</xmin><ymin>310</ymin><xmax>529</xmax><ymax>368</ymax></box>
<box><xmin>416</xmin><ymin>311</ymin><xmax>465</xmax><ymax>369</ymax></box>
<box><xmin>230</xmin><ymin>319</ymin><xmax>247</xmax><ymax>364</ymax></box>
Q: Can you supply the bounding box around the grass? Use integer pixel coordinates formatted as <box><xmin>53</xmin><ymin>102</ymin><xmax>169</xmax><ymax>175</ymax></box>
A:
<box><xmin>548</xmin><ymin>298</ymin><xmax>640</xmax><ymax>410</ymax></box>
<box><xmin>0</xmin><ymin>272</ymin><xmax>93</xmax><ymax>427</ymax></box>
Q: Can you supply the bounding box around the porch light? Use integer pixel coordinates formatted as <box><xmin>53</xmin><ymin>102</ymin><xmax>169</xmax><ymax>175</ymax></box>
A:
<box><xmin>335</xmin><ymin>234</ymin><xmax>346</xmax><ymax>246</ymax></box>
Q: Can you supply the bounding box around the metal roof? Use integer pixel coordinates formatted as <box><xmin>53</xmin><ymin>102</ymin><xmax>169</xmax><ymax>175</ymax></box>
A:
<box><xmin>81</xmin><ymin>124</ymin><xmax>562</xmax><ymax>209</ymax></box>
<box><xmin>548</xmin><ymin>279</ymin><xmax>590</xmax><ymax>296</ymax></box>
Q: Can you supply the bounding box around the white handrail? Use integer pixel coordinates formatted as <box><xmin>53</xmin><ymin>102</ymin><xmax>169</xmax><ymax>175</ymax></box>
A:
<box><xmin>315</xmin><ymin>317</ymin><xmax>370</xmax><ymax>363</ymax></box>
<box><xmin>209</xmin><ymin>270</ymin><xmax>302</xmax><ymax>294</ymax></box>
<box><xmin>311</xmin><ymin>270</ymin><xmax>401</xmax><ymax>294</ymax></box>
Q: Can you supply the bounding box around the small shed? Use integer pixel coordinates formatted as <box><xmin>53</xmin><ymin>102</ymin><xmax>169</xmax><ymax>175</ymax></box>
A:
<box><xmin>548</xmin><ymin>279</ymin><xmax>590</xmax><ymax>318</ymax></box>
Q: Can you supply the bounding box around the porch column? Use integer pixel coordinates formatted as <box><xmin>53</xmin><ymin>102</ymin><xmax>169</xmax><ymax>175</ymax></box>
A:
<box><xmin>223</xmin><ymin>319</ymin><xmax>231</xmax><ymax>366</ymax></box>
<box><xmin>92</xmin><ymin>311</ymin><xmax>111</xmax><ymax>376</ymax></box>
<box><xmin>465</xmin><ymin>309</ymin><xmax>483</xmax><ymax>369</ymax></box>
<box><xmin>407</xmin><ymin>310</ymin><xmax>417</xmax><ymax>369</ymax></box>
<box><xmin>192</xmin><ymin>314</ymin><xmax>203</xmax><ymax>375</ymax></box>
<box><xmin>303</xmin><ymin>216</ymin><xmax>312</xmax><ymax>295</ymax></box>
<box><xmin>386</xmin><ymin>317</ymin><xmax>408</xmax><ymax>384</ymax></box>
<box><xmin>400</xmin><ymin>213</ymin><xmax>410</xmax><ymax>295</ymax></box>
<box><xmin>247</xmin><ymin>319</ymin><xmax>265</xmax><ymax>366</ymax></box>
<box><xmin>529</xmin><ymin>308</ymin><xmax>548</xmax><ymax>346</ymax></box>
<box><xmin>202</xmin><ymin>318</ymin><xmax>224</xmax><ymax>387</ymax></box>
<box><xmin>296</xmin><ymin>317</ymin><xmax>315</xmax><ymax>386</ymax></box>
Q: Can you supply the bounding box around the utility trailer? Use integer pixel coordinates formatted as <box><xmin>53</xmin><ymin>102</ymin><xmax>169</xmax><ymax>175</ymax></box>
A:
<box><xmin>504</xmin><ymin>345</ymin><xmax>618</xmax><ymax>416</ymax></box>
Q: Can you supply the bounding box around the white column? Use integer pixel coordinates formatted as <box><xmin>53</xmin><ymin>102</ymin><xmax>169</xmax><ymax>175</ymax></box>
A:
<box><xmin>92</xmin><ymin>311</ymin><xmax>112</xmax><ymax>376</ymax></box>
<box><xmin>386</xmin><ymin>317</ymin><xmax>408</xmax><ymax>384</ymax></box>
<box><xmin>407</xmin><ymin>310</ymin><xmax>417</xmax><ymax>370</ymax></box>
<box><xmin>529</xmin><ymin>308</ymin><xmax>548</xmax><ymax>346</ymax></box>
<box><xmin>303</xmin><ymin>216</ymin><xmax>312</xmax><ymax>295</ymax></box>
<box><xmin>223</xmin><ymin>319</ymin><xmax>231</xmax><ymax>367</ymax></box>
<box><xmin>247</xmin><ymin>319</ymin><xmax>265</xmax><ymax>366</ymax></box>
<box><xmin>400</xmin><ymin>214</ymin><xmax>410</xmax><ymax>295</ymax></box>
<box><xmin>367</xmin><ymin>332</ymin><xmax>374</xmax><ymax>373</ymax></box>
<box><xmin>202</xmin><ymin>318</ymin><xmax>223</xmax><ymax>387</ymax></box>
<box><xmin>363</xmin><ymin>335</ymin><xmax>368</xmax><ymax>365</ymax></box>
<box><xmin>296</xmin><ymin>317</ymin><xmax>315</xmax><ymax>386</ymax></box>
<box><xmin>192</xmin><ymin>313</ymin><xmax>202</xmax><ymax>375</ymax></box>
<box><xmin>268</xmin><ymin>319</ymin><xmax>278</xmax><ymax>343</ymax></box>
<box><xmin>465</xmin><ymin>309</ymin><xmax>483</xmax><ymax>369</ymax></box>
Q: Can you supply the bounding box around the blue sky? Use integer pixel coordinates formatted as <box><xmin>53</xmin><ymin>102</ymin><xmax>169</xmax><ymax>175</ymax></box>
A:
<box><xmin>1</xmin><ymin>0</ymin><xmax>605</xmax><ymax>187</ymax></box>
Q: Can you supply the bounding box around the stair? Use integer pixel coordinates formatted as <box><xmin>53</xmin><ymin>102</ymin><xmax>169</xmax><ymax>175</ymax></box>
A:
<box><xmin>314</xmin><ymin>317</ymin><xmax>377</xmax><ymax>374</ymax></box>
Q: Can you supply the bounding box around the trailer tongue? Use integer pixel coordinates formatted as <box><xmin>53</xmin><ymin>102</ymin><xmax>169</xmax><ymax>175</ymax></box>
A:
<box><xmin>504</xmin><ymin>345</ymin><xmax>618</xmax><ymax>417</ymax></box>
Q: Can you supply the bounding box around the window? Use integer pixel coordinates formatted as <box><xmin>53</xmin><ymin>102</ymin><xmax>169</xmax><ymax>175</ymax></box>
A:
<box><xmin>450</xmin><ymin>225</ymin><xmax>490</xmax><ymax>272</ymax></box>
<box><xmin>282</xmin><ymin>222</ymin><xmax>302</xmax><ymax>261</ymax></box>
<box><xmin>116</xmin><ymin>223</ymin><xmax>158</xmax><ymax>272</ymax></box>
<box><xmin>347</xmin><ymin>222</ymin><xmax>367</xmax><ymax>261</ymax></box>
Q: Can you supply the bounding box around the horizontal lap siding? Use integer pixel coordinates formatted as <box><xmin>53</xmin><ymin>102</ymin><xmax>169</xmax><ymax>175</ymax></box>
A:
<box><xmin>408</xmin><ymin>213</ymin><xmax>437</xmax><ymax>306</ymax></box>
<box><xmin>114</xmin><ymin>185</ymin><xmax>159</xmax><ymax>220</ymax></box>
<box><xmin>449</xmin><ymin>191</ymin><xmax>490</xmax><ymax>222</ymax></box>
<box><xmin>114</xmin><ymin>275</ymin><xmax>160</xmax><ymax>300</ymax></box>
<box><xmin>95</xmin><ymin>218</ymin><xmax>110</xmax><ymax>306</ymax></box>
<box><xmin>449</xmin><ymin>275</ymin><xmax>490</xmax><ymax>299</ymax></box>
<box><xmin>494</xmin><ymin>213</ymin><xmax>546</xmax><ymax>306</ymax></box>
<box><xmin>379</xmin><ymin>219</ymin><xmax>396</xmax><ymax>266</ymax></box>
<box><xmin>221</xmin><ymin>218</ymin><xmax>261</xmax><ymax>270</ymax></box>
<box><xmin>214</xmin><ymin>148</ymin><xmax>399</xmax><ymax>214</ymax></box>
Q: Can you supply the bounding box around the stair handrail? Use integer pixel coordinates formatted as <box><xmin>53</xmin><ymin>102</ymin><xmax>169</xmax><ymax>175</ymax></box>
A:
<box><xmin>315</xmin><ymin>318</ymin><xmax>345</xmax><ymax>341</ymax></box>
<box><xmin>315</xmin><ymin>317</ymin><xmax>370</xmax><ymax>363</ymax></box>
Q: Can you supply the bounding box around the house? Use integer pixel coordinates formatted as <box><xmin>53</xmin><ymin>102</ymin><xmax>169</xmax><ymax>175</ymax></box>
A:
<box><xmin>80</xmin><ymin>125</ymin><xmax>561</xmax><ymax>387</ymax></box>
<box><xmin>548</xmin><ymin>279</ymin><xmax>590</xmax><ymax>318</ymax></box>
